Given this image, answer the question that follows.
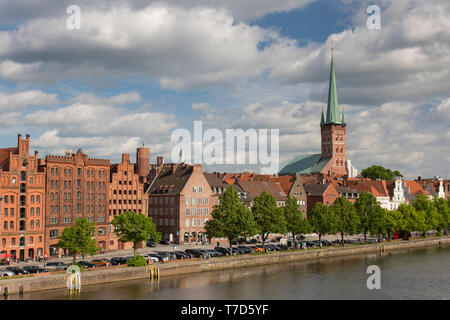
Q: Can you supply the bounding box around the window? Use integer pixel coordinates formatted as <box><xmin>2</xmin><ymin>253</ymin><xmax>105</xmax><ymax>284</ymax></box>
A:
<box><xmin>99</xmin><ymin>216</ymin><xmax>105</xmax><ymax>223</ymax></box>
<box><xmin>77</xmin><ymin>168</ymin><xmax>81</xmax><ymax>176</ymax></box>
<box><xmin>20</xmin><ymin>237</ymin><xmax>25</xmax><ymax>246</ymax></box>
<box><xmin>185</xmin><ymin>218</ymin><xmax>190</xmax><ymax>227</ymax></box>
<box><xmin>64</xmin><ymin>217</ymin><xmax>70</xmax><ymax>224</ymax></box>
<box><xmin>50</xmin><ymin>230</ymin><xmax>59</xmax><ymax>238</ymax></box>
<box><xmin>192</xmin><ymin>198</ymin><xmax>196</xmax><ymax>205</ymax></box>
<box><xmin>192</xmin><ymin>186</ymin><xmax>197</xmax><ymax>193</ymax></box>
<box><xmin>199</xmin><ymin>186</ymin><xmax>203</xmax><ymax>193</ymax></box>
<box><xmin>21</xmin><ymin>171</ymin><xmax>26</xmax><ymax>181</ymax></box>
<box><xmin>186</xmin><ymin>197</ymin><xmax>190</xmax><ymax>205</ymax></box>
<box><xmin>30</xmin><ymin>220</ymin><xmax>34</xmax><ymax>229</ymax></box>
<box><xmin>98</xmin><ymin>227</ymin><xmax>106</xmax><ymax>236</ymax></box>
<box><xmin>192</xmin><ymin>208</ymin><xmax>196</xmax><ymax>216</ymax></box>
<box><xmin>50</xmin><ymin>218</ymin><xmax>57</xmax><ymax>224</ymax></box>
<box><xmin>205</xmin><ymin>198</ymin><xmax>209</xmax><ymax>205</ymax></box>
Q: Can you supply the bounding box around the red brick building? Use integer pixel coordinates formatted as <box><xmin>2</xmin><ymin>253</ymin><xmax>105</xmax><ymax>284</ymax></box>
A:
<box><xmin>304</xmin><ymin>183</ymin><xmax>340</xmax><ymax>213</ymax></box>
<box><xmin>41</xmin><ymin>149</ymin><xmax>111</xmax><ymax>256</ymax></box>
<box><xmin>279</xmin><ymin>55</ymin><xmax>348</xmax><ymax>177</ymax></box>
<box><xmin>0</xmin><ymin>134</ymin><xmax>46</xmax><ymax>261</ymax></box>
<box><xmin>147</xmin><ymin>163</ymin><xmax>214</xmax><ymax>244</ymax></box>
<box><xmin>108</xmin><ymin>152</ymin><xmax>149</xmax><ymax>250</ymax></box>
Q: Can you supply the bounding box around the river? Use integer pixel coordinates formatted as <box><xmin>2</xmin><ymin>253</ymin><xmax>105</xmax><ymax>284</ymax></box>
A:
<box><xmin>7</xmin><ymin>246</ymin><xmax>450</xmax><ymax>300</ymax></box>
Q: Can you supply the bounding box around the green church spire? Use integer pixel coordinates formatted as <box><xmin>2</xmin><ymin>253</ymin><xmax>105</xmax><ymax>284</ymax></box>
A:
<box><xmin>325</xmin><ymin>53</ymin><xmax>342</xmax><ymax>124</ymax></box>
<box><xmin>341</xmin><ymin>107</ymin><xmax>346</xmax><ymax>124</ymax></box>
<box><xmin>320</xmin><ymin>109</ymin><xmax>325</xmax><ymax>126</ymax></box>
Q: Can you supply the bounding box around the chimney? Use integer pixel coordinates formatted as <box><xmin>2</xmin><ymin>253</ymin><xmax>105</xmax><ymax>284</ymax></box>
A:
<box><xmin>193</xmin><ymin>164</ymin><xmax>202</xmax><ymax>174</ymax></box>
<box><xmin>418</xmin><ymin>176</ymin><xmax>421</xmax><ymax>181</ymax></box>
<box><xmin>157</xmin><ymin>156</ymin><xmax>164</xmax><ymax>166</ymax></box>
<box><xmin>172</xmin><ymin>164</ymin><xmax>178</xmax><ymax>174</ymax></box>
<box><xmin>122</xmin><ymin>153</ymin><xmax>130</xmax><ymax>163</ymax></box>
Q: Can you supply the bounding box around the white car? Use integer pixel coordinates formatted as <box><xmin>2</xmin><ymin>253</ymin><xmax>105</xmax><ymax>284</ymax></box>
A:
<box><xmin>144</xmin><ymin>255</ymin><xmax>161</xmax><ymax>263</ymax></box>
<box><xmin>0</xmin><ymin>269</ymin><xmax>15</xmax><ymax>277</ymax></box>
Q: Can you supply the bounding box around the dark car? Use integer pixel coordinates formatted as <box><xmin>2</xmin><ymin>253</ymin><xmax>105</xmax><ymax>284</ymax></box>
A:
<box><xmin>5</xmin><ymin>267</ymin><xmax>29</xmax><ymax>275</ymax></box>
<box><xmin>78</xmin><ymin>261</ymin><xmax>97</xmax><ymax>269</ymax></box>
<box><xmin>185</xmin><ymin>249</ymin><xmax>204</xmax><ymax>258</ymax></box>
<box><xmin>45</xmin><ymin>262</ymin><xmax>68</xmax><ymax>271</ymax></box>
<box><xmin>175</xmin><ymin>251</ymin><xmax>193</xmax><ymax>259</ymax></box>
<box><xmin>110</xmin><ymin>257</ymin><xmax>128</xmax><ymax>265</ymax></box>
<box><xmin>236</xmin><ymin>246</ymin><xmax>252</xmax><ymax>254</ymax></box>
<box><xmin>160</xmin><ymin>239</ymin><xmax>170</xmax><ymax>245</ymax></box>
<box><xmin>146</xmin><ymin>240</ymin><xmax>156</xmax><ymax>247</ymax></box>
<box><xmin>247</xmin><ymin>239</ymin><xmax>258</xmax><ymax>244</ymax></box>
<box><xmin>22</xmin><ymin>265</ymin><xmax>51</xmax><ymax>274</ymax></box>
<box><xmin>214</xmin><ymin>247</ymin><xmax>236</xmax><ymax>256</ymax></box>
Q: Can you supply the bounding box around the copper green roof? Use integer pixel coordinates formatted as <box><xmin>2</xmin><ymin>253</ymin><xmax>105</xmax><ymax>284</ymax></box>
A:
<box><xmin>279</xmin><ymin>154</ymin><xmax>331</xmax><ymax>175</ymax></box>
<box><xmin>324</xmin><ymin>54</ymin><xmax>342</xmax><ymax>125</ymax></box>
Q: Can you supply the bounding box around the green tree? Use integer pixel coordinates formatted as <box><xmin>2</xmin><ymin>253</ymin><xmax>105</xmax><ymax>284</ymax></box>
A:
<box><xmin>413</xmin><ymin>195</ymin><xmax>442</xmax><ymax>237</ymax></box>
<box><xmin>398</xmin><ymin>204</ymin><xmax>427</xmax><ymax>237</ymax></box>
<box><xmin>355</xmin><ymin>192</ymin><xmax>382</xmax><ymax>243</ymax></box>
<box><xmin>332</xmin><ymin>196</ymin><xmax>360</xmax><ymax>246</ymax></box>
<box><xmin>283</xmin><ymin>196</ymin><xmax>311</xmax><ymax>249</ymax></box>
<box><xmin>384</xmin><ymin>209</ymin><xmax>405</xmax><ymax>240</ymax></box>
<box><xmin>252</xmin><ymin>191</ymin><xmax>287</xmax><ymax>252</ymax></box>
<box><xmin>308</xmin><ymin>202</ymin><xmax>337</xmax><ymax>247</ymax></box>
<box><xmin>57</xmin><ymin>218</ymin><xmax>99</xmax><ymax>264</ymax></box>
<box><xmin>433</xmin><ymin>197</ymin><xmax>449</xmax><ymax>236</ymax></box>
<box><xmin>360</xmin><ymin>165</ymin><xmax>402</xmax><ymax>180</ymax></box>
<box><xmin>205</xmin><ymin>185</ymin><xmax>256</xmax><ymax>255</ymax></box>
<box><xmin>112</xmin><ymin>211</ymin><xmax>161</xmax><ymax>257</ymax></box>
<box><xmin>368</xmin><ymin>206</ymin><xmax>388</xmax><ymax>242</ymax></box>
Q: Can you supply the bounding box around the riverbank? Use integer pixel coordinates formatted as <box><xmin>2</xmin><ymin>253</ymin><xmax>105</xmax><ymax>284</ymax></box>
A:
<box><xmin>1</xmin><ymin>236</ymin><xmax>449</xmax><ymax>295</ymax></box>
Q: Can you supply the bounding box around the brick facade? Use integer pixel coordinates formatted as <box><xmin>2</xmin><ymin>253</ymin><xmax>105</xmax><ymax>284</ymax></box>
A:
<box><xmin>41</xmin><ymin>149</ymin><xmax>110</xmax><ymax>257</ymax></box>
<box><xmin>108</xmin><ymin>153</ymin><xmax>149</xmax><ymax>250</ymax></box>
<box><xmin>0</xmin><ymin>134</ymin><xmax>46</xmax><ymax>261</ymax></box>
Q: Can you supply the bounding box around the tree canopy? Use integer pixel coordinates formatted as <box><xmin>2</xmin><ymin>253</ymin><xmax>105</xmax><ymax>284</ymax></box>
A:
<box><xmin>332</xmin><ymin>196</ymin><xmax>360</xmax><ymax>245</ymax></box>
<box><xmin>252</xmin><ymin>191</ymin><xmax>287</xmax><ymax>251</ymax></box>
<box><xmin>308</xmin><ymin>202</ymin><xmax>337</xmax><ymax>247</ymax></box>
<box><xmin>283</xmin><ymin>196</ymin><xmax>311</xmax><ymax>249</ymax></box>
<box><xmin>112</xmin><ymin>211</ymin><xmax>161</xmax><ymax>256</ymax></box>
<box><xmin>360</xmin><ymin>165</ymin><xmax>403</xmax><ymax>180</ymax></box>
<box><xmin>205</xmin><ymin>185</ymin><xmax>256</xmax><ymax>255</ymax></box>
<box><xmin>57</xmin><ymin>218</ymin><xmax>99</xmax><ymax>264</ymax></box>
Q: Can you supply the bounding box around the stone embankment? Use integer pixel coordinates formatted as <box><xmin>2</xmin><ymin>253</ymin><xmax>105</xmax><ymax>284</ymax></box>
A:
<box><xmin>1</xmin><ymin>236</ymin><xmax>448</xmax><ymax>295</ymax></box>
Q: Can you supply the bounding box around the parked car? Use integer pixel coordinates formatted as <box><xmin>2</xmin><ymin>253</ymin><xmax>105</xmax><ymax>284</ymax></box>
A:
<box><xmin>146</xmin><ymin>253</ymin><xmax>164</xmax><ymax>262</ymax></box>
<box><xmin>144</xmin><ymin>255</ymin><xmax>160</xmax><ymax>263</ymax></box>
<box><xmin>90</xmin><ymin>259</ymin><xmax>110</xmax><ymax>267</ymax></box>
<box><xmin>236</xmin><ymin>246</ymin><xmax>252</xmax><ymax>254</ymax></box>
<box><xmin>252</xmin><ymin>246</ymin><xmax>264</xmax><ymax>253</ymax></box>
<box><xmin>5</xmin><ymin>267</ymin><xmax>29</xmax><ymax>275</ymax></box>
<box><xmin>146</xmin><ymin>240</ymin><xmax>156</xmax><ymax>247</ymax></box>
<box><xmin>185</xmin><ymin>249</ymin><xmax>205</xmax><ymax>258</ymax></box>
<box><xmin>175</xmin><ymin>251</ymin><xmax>192</xmax><ymax>259</ymax></box>
<box><xmin>22</xmin><ymin>265</ymin><xmax>51</xmax><ymax>274</ymax></box>
<box><xmin>44</xmin><ymin>262</ymin><xmax>68</xmax><ymax>271</ymax></box>
<box><xmin>77</xmin><ymin>261</ymin><xmax>97</xmax><ymax>269</ymax></box>
<box><xmin>160</xmin><ymin>239</ymin><xmax>170</xmax><ymax>245</ymax></box>
<box><xmin>0</xmin><ymin>269</ymin><xmax>15</xmax><ymax>277</ymax></box>
<box><xmin>110</xmin><ymin>257</ymin><xmax>128</xmax><ymax>265</ymax></box>
<box><xmin>270</xmin><ymin>237</ymin><xmax>283</xmax><ymax>243</ymax></box>
<box><xmin>214</xmin><ymin>247</ymin><xmax>237</xmax><ymax>256</ymax></box>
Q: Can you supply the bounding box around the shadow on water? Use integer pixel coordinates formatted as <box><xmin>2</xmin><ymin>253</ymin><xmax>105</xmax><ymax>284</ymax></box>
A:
<box><xmin>8</xmin><ymin>246</ymin><xmax>450</xmax><ymax>300</ymax></box>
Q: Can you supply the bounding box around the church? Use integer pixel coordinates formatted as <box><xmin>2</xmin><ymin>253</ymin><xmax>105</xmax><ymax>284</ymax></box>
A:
<box><xmin>279</xmin><ymin>55</ymin><xmax>357</xmax><ymax>178</ymax></box>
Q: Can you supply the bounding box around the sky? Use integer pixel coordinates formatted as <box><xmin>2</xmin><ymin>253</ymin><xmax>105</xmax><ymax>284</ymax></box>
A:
<box><xmin>0</xmin><ymin>0</ymin><xmax>449</xmax><ymax>179</ymax></box>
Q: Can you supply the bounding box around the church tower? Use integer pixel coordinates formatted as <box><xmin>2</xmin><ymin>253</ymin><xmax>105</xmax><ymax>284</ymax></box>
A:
<box><xmin>320</xmin><ymin>54</ymin><xmax>347</xmax><ymax>176</ymax></box>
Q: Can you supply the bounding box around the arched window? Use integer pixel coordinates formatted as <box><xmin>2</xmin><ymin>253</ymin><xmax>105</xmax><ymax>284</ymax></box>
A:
<box><xmin>20</xmin><ymin>171</ymin><xmax>26</xmax><ymax>181</ymax></box>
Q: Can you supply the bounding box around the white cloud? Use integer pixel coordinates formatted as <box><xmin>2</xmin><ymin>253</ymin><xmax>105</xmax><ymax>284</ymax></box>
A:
<box><xmin>0</xmin><ymin>90</ymin><xmax>59</xmax><ymax>112</ymax></box>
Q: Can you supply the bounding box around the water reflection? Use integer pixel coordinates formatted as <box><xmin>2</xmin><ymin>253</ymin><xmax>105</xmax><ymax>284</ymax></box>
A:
<box><xmin>8</xmin><ymin>246</ymin><xmax>450</xmax><ymax>300</ymax></box>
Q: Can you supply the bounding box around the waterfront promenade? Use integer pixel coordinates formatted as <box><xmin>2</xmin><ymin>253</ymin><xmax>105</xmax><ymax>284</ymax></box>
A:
<box><xmin>1</xmin><ymin>236</ymin><xmax>448</xmax><ymax>296</ymax></box>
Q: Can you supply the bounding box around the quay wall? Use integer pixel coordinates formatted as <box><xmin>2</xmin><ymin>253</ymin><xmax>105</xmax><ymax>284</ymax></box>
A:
<box><xmin>1</xmin><ymin>237</ymin><xmax>448</xmax><ymax>295</ymax></box>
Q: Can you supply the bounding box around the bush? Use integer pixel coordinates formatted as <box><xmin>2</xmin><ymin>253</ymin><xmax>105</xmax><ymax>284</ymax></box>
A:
<box><xmin>126</xmin><ymin>255</ymin><xmax>147</xmax><ymax>267</ymax></box>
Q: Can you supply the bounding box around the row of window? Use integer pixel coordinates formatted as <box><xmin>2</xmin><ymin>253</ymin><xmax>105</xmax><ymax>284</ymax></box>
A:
<box><xmin>149</xmin><ymin>207</ymin><xmax>176</xmax><ymax>215</ymax></box>
<box><xmin>49</xmin><ymin>226</ymin><xmax>106</xmax><ymax>238</ymax></box>
<box><xmin>50</xmin><ymin>205</ymin><xmax>106</xmax><ymax>214</ymax></box>
<box><xmin>49</xmin><ymin>216</ymin><xmax>105</xmax><ymax>225</ymax></box>
<box><xmin>1</xmin><ymin>236</ymin><xmax>42</xmax><ymax>247</ymax></box>
<box><xmin>185</xmin><ymin>208</ymin><xmax>209</xmax><ymax>216</ymax></box>
<box><xmin>149</xmin><ymin>197</ymin><xmax>176</xmax><ymax>205</ymax></box>
<box><xmin>185</xmin><ymin>218</ymin><xmax>208</xmax><ymax>227</ymax></box>
<box><xmin>50</xmin><ymin>167</ymin><xmax>107</xmax><ymax>178</ymax></box>
<box><xmin>110</xmin><ymin>209</ymin><xmax>142</xmax><ymax>216</ymax></box>
<box><xmin>50</xmin><ymin>192</ymin><xmax>106</xmax><ymax>201</ymax></box>
<box><xmin>3</xmin><ymin>207</ymin><xmax>41</xmax><ymax>217</ymax></box>
<box><xmin>3</xmin><ymin>220</ymin><xmax>40</xmax><ymax>230</ymax></box>
<box><xmin>113</xmin><ymin>190</ymin><xmax>138</xmax><ymax>195</ymax></box>
<box><xmin>49</xmin><ymin>180</ymin><xmax>106</xmax><ymax>190</ymax></box>
<box><xmin>110</xmin><ymin>199</ymin><xmax>142</xmax><ymax>205</ymax></box>
<box><xmin>186</xmin><ymin>197</ymin><xmax>209</xmax><ymax>205</ymax></box>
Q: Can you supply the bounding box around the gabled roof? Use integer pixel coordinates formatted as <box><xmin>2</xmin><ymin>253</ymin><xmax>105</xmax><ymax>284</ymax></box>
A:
<box><xmin>279</xmin><ymin>154</ymin><xmax>331</xmax><ymax>175</ymax></box>
<box><xmin>346</xmin><ymin>179</ymin><xmax>390</xmax><ymax>197</ymax></box>
<box><xmin>304</xmin><ymin>183</ymin><xmax>333</xmax><ymax>197</ymax></box>
<box><xmin>203</xmin><ymin>172</ymin><xmax>227</xmax><ymax>191</ymax></box>
<box><xmin>0</xmin><ymin>147</ymin><xmax>17</xmax><ymax>171</ymax></box>
<box><xmin>404</xmin><ymin>180</ymin><xmax>432</xmax><ymax>197</ymax></box>
<box><xmin>147</xmin><ymin>164</ymin><xmax>193</xmax><ymax>196</ymax></box>
<box><xmin>236</xmin><ymin>180</ymin><xmax>287</xmax><ymax>201</ymax></box>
